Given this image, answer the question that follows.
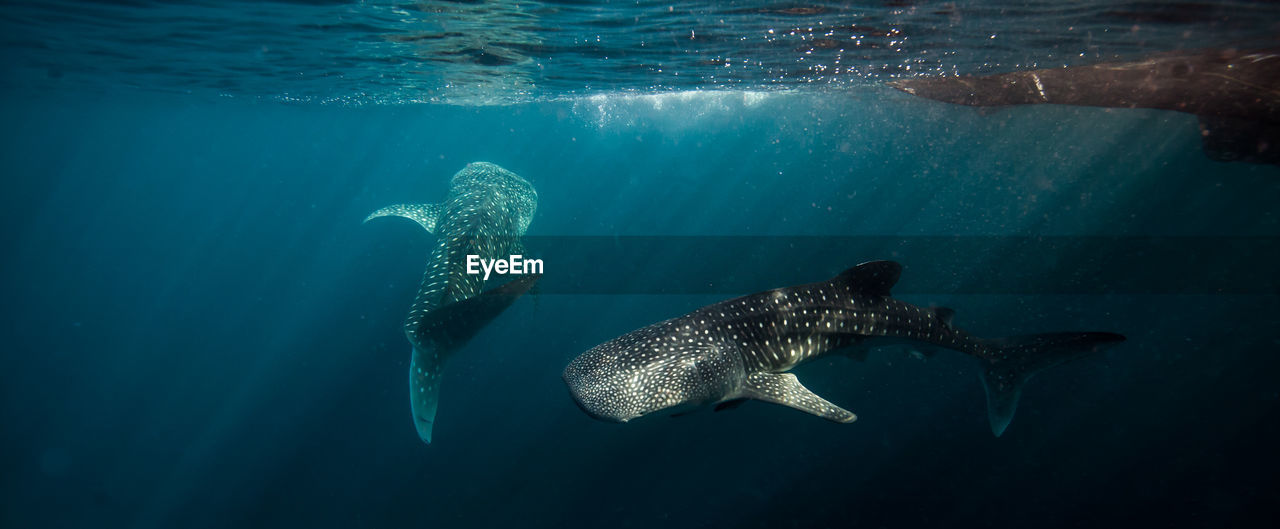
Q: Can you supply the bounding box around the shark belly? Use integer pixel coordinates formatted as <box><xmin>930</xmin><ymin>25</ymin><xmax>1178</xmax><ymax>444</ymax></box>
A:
<box><xmin>887</xmin><ymin>48</ymin><xmax>1280</xmax><ymax>165</ymax></box>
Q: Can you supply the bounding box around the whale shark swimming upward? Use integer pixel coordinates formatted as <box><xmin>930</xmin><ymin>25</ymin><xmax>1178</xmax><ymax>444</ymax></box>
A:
<box><xmin>888</xmin><ymin>48</ymin><xmax>1280</xmax><ymax>165</ymax></box>
<box><xmin>367</xmin><ymin>161</ymin><xmax>539</xmax><ymax>444</ymax></box>
<box><xmin>563</xmin><ymin>261</ymin><xmax>1125</xmax><ymax>436</ymax></box>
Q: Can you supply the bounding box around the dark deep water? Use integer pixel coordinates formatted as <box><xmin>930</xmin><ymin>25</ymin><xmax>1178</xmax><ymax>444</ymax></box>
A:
<box><xmin>4</xmin><ymin>2</ymin><xmax>1280</xmax><ymax>528</ymax></box>
<box><xmin>4</xmin><ymin>89</ymin><xmax>1279</xmax><ymax>529</ymax></box>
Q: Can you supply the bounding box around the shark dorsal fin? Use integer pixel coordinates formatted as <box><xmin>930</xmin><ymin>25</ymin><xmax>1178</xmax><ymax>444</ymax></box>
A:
<box><xmin>832</xmin><ymin>260</ymin><xmax>902</xmax><ymax>297</ymax></box>
<box><xmin>365</xmin><ymin>203</ymin><xmax>444</xmax><ymax>234</ymax></box>
<box><xmin>406</xmin><ymin>274</ymin><xmax>541</xmax><ymax>351</ymax></box>
<box><xmin>739</xmin><ymin>372</ymin><xmax>856</xmax><ymax>423</ymax></box>
<box><xmin>934</xmin><ymin>307</ymin><xmax>956</xmax><ymax>327</ymax></box>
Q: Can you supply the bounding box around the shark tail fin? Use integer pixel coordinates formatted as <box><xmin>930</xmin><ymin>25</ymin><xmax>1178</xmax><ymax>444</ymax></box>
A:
<box><xmin>406</xmin><ymin>274</ymin><xmax>542</xmax><ymax>352</ymax></box>
<box><xmin>404</xmin><ymin>274</ymin><xmax>541</xmax><ymax>445</ymax></box>
<box><xmin>979</xmin><ymin>332</ymin><xmax>1125</xmax><ymax>437</ymax></box>
<box><xmin>410</xmin><ymin>345</ymin><xmax>442</xmax><ymax>444</ymax></box>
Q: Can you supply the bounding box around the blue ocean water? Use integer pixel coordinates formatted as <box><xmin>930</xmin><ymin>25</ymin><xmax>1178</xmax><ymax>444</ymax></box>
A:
<box><xmin>3</xmin><ymin>2</ymin><xmax>1280</xmax><ymax>528</ymax></box>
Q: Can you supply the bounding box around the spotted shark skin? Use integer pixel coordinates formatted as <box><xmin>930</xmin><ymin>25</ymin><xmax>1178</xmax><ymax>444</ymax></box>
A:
<box><xmin>564</xmin><ymin>261</ymin><xmax>1125</xmax><ymax>436</ymax></box>
<box><xmin>367</xmin><ymin>161</ymin><xmax>538</xmax><ymax>444</ymax></box>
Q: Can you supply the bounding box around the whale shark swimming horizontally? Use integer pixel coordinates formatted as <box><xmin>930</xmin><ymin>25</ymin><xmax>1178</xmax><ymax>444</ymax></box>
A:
<box><xmin>563</xmin><ymin>261</ymin><xmax>1125</xmax><ymax>436</ymax></box>
<box><xmin>366</xmin><ymin>162</ymin><xmax>540</xmax><ymax>444</ymax></box>
<box><xmin>887</xmin><ymin>48</ymin><xmax>1280</xmax><ymax>165</ymax></box>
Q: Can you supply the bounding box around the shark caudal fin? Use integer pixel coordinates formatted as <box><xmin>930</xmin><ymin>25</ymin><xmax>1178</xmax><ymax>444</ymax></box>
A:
<box><xmin>409</xmin><ymin>345</ymin><xmax>443</xmax><ymax>443</ymax></box>
<box><xmin>980</xmin><ymin>332</ymin><xmax>1126</xmax><ymax>437</ymax></box>
<box><xmin>403</xmin><ymin>274</ymin><xmax>541</xmax><ymax>444</ymax></box>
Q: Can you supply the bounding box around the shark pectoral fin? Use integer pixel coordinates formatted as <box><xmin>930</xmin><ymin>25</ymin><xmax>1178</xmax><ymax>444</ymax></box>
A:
<box><xmin>409</xmin><ymin>346</ymin><xmax>442</xmax><ymax>444</ymax></box>
<box><xmin>713</xmin><ymin>398</ymin><xmax>747</xmax><ymax>412</ymax></box>
<box><xmin>741</xmin><ymin>372</ymin><xmax>856</xmax><ymax>423</ymax></box>
<box><xmin>365</xmin><ymin>203</ymin><xmax>444</xmax><ymax>234</ymax></box>
<box><xmin>407</xmin><ymin>274</ymin><xmax>542</xmax><ymax>351</ymax></box>
<box><xmin>910</xmin><ymin>347</ymin><xmax>939</xmax><ymax>360</ymax></box>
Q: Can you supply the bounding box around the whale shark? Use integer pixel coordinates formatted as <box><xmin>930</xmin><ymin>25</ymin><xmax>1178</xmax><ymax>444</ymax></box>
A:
<box><xmin>888</xmin><ymin>48</ymin><xmax>1280</xmax><ymax>165</ymax></box>
<box><xmin>563</xmin><ymin>261</ymin><xmax>1124</xmax><ymax>436</ymax></box>
<box><xmin>367</xmin><ymin>161</ymin><xmax>539</xmax><ymax>444</ymax></box>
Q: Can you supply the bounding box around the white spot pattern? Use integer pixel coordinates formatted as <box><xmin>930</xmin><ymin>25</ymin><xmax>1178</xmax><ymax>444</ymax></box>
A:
<box><xmin>369</xmin><ymin>162</ymin><xmax>538</xmax><ymax>444</ymax></box>
<box><xmin>564</xmin><ymin>262</ymin><xmax>992</xmax><ymax>424</ymax></box>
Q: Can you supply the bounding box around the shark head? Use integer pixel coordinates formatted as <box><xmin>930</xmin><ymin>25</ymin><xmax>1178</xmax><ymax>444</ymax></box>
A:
<box><xmin>562</xmin><ymin>322</ymin><xmax>745</xmax><ymax>422</ymax></box>
<box><xmin>448</xmin><ymin>161</ymin><xmax>538</xmax><ymax>234</ymax></box>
